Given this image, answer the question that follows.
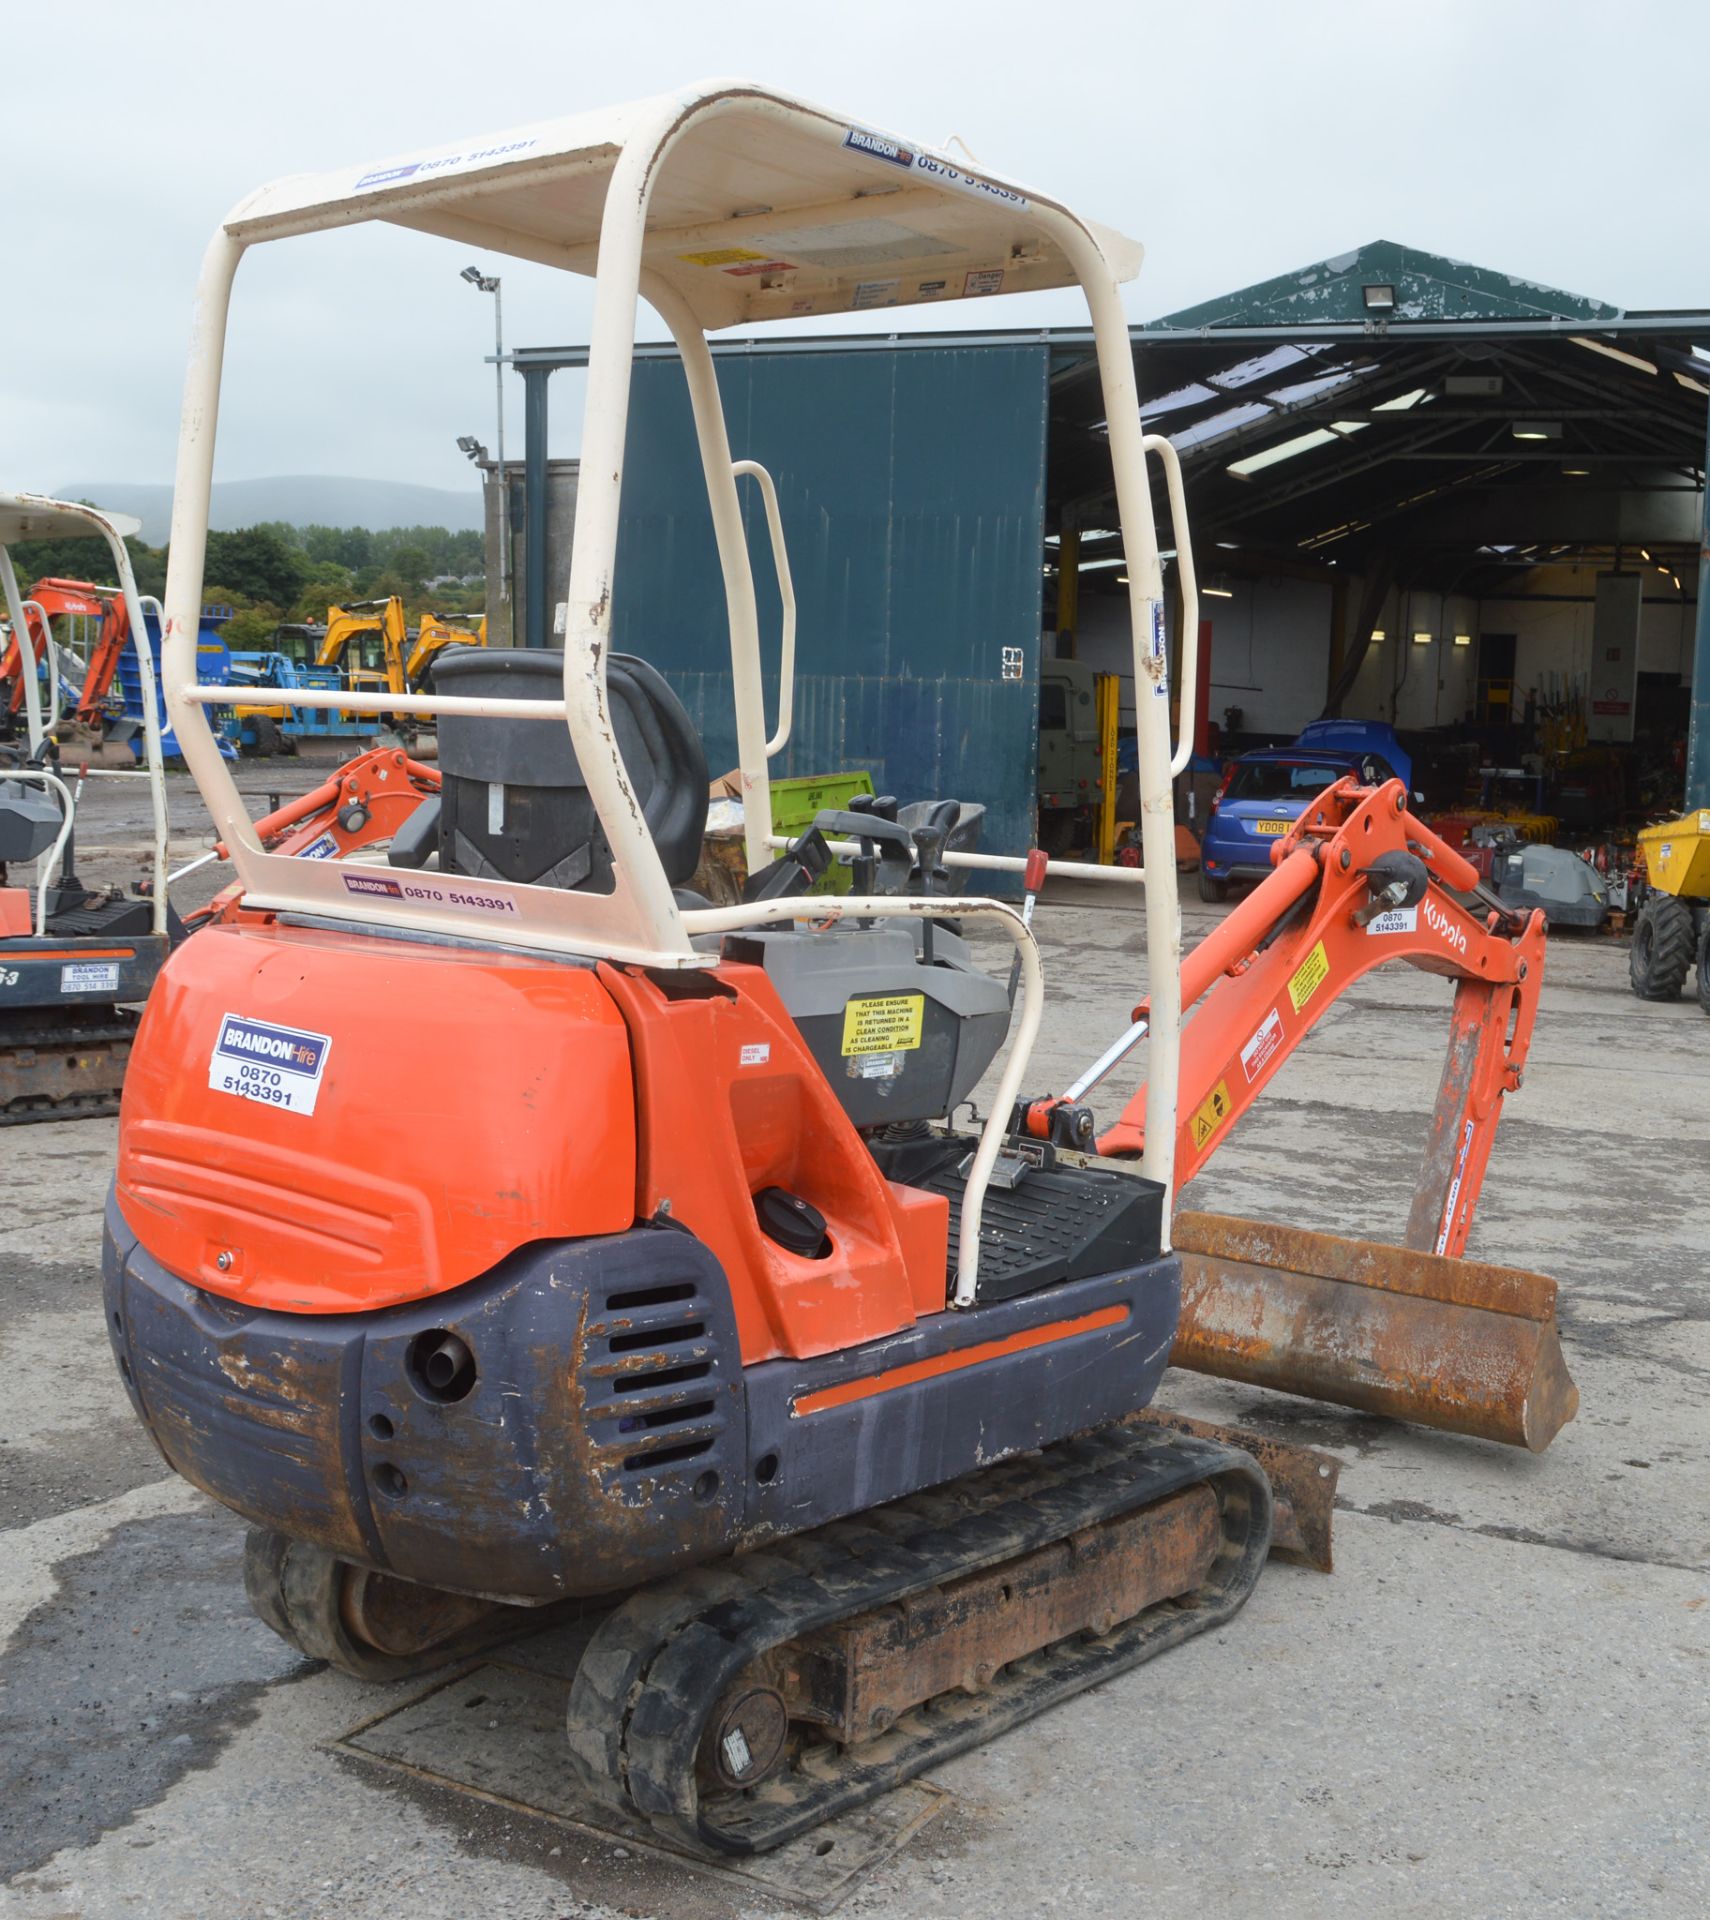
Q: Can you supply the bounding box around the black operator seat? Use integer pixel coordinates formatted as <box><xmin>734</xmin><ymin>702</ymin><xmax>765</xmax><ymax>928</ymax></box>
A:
<box><xmin>0</xmin><ymin>779</ymin><xmax>63</xmax><ymax>866</ymax></box>
<box><xmin>390</xmin><ymin>646</ymin><xmax>709</xmax><ymax>894</ymax></box>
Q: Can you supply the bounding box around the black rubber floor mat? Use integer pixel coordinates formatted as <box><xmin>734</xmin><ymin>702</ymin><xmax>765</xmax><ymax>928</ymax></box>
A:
<box><xmin>906</xmin><ymin>1139</ymin><xmax>1164</xmax><ymax>1301</ymax></box>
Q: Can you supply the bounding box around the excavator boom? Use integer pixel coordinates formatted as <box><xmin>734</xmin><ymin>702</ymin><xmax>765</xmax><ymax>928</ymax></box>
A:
<box><xmin>1096</xmin><ymin>778</ymin><xmax>1543</xmax><ymax>1258</ymax></box>
<box><xmin>1028</xmin><ymin>776</ymin><xmax>1576</xmax><ymax>1451</ymax></box>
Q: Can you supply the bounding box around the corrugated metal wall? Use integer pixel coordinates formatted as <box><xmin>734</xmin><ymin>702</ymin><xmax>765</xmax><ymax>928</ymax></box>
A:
<box><xmin>611</xmin><ymin>344</ymin><xmax>1052</xmax><ymax>860</ymax></box>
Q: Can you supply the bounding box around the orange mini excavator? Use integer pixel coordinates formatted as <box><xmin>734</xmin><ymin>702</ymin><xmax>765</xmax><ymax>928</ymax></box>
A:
<box><xmin>105</xmin><ymin>86</ymin><xmax>1576</xmax><ymax>1857</ymax></box>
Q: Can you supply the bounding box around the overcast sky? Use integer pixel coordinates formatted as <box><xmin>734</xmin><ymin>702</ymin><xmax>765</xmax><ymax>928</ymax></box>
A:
<box><xmin>6</xmin><ymin>0</ymin><xmax>1706</xmax><ymax>502</ymax></box>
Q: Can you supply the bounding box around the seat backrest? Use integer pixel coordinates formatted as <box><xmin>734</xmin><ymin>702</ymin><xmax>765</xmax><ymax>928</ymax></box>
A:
<box><xmin>0</xmin><ymin>779</ymin><xmax>63</xmax><ymax>866</ymax></box>
<box><xmin>431</xmin><ymin>646</ymin><xmax>708</xmax><ymax>889</ymax></box>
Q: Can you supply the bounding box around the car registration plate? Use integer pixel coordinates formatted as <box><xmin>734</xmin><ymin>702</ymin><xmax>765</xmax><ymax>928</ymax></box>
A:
<box><xmin>1252</xmin><ymin>819</ymin><xmax>1290</xmax><ymax>836</ymax></box>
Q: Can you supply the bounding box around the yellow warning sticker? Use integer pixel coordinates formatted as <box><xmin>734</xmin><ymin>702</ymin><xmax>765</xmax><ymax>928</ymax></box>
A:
<box><xmin>841</xmin><ymin>993</ymin><xmax>925</xmax><ymax>1057</ymax></box>
<box><xmin>678</xmin><ymin>246</ymin><xmax>770</xmax><ymax>267</ymax></box>
<box><xmin>1287</xmin><ymin>940</ymin><xmax>1330</xmax><ymax>1014</ymax></box>
<box><xmin>1190</xmin><ymin>1079</ymin><xmax>1234</xmax><ymax>1151</ymax></box>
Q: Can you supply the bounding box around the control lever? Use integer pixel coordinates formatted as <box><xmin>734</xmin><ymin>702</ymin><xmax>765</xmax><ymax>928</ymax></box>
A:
<box><xmin>907</xmin><ymin>799</ymin><xmax>961</xmax><ymax>898</ymax></box>
<box><xmin>813</xmin><ymin>807</ymin><xmax>915</xmax><ymax>895</ymax></box>
<box><xmin>848</xmin><ymin>791</ymin><xmax>899</xmax><ymax>824</ymax></box>
<box><xmin>1006</xmin><ymin>846</ymin><xmax>1048</xmax><ymax>1004</ymax></box>
<box><xmin>742</xmin><ymin>826</ymin><xmax>832</xmax><ymax>903</ymax></box>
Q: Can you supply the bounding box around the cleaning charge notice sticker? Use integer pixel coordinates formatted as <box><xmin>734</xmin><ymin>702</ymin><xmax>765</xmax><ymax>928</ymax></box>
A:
<box><xmin>208</xmin><ymin>1012</ymin><xmax>332</xmax><ymax>1116</ymax></box>
<box><xmin>841</xmin><ymin>993</ymin><xmax>924</xmax><ymax>1057</ymax></box>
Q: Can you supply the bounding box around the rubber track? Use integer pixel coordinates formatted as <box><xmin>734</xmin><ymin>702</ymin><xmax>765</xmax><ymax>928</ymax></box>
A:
<box><xmin>242</xmin><ymin>1528</ymin><xmax>583</xmax><ymax>1682</ymax></box>
<box><xmin>0</xmin><ymin>1015</ymin><xmax>137</xmax><ymax>1126</ymax></box>
<box><xmin>565</xmin><ymin>1423</ymin><xmax>1272</xmax><ymax>1856</ymax></box>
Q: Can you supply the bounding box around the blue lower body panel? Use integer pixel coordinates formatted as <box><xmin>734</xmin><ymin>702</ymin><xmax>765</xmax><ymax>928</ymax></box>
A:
<box><xmin>103</xmin><ymin>1188</ymin><xmax>1181</xmax><ymax>1605</ymax></box>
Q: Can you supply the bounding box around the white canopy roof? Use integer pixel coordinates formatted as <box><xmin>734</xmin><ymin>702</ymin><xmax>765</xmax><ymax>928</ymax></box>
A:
<box><xmin>0</xmin><ymin>494</ymin><xmax>141</xmax><ymax>547</ymax></box>
<box><xmin>223</xmin><ymin>79</ymin><xmax>1143</xmax><ymax>330</ymax></box>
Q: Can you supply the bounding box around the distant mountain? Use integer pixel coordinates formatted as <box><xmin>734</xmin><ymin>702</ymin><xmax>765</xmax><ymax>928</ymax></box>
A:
<box><xmin>55</xmin><ymin>476</ymin><xmax>485</xmax><ymax>545</ymax></box>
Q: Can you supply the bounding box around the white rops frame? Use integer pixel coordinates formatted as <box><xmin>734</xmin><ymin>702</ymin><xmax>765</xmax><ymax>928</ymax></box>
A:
<box><xmin>159</xmin><ymin>82</ymin><xmax>1200</xmax><ymax>1300</ymax></box>
<box><xmin>0</xmin><ymin>494</ymin><xmax>170</xmax><ymax>937</ymax></box>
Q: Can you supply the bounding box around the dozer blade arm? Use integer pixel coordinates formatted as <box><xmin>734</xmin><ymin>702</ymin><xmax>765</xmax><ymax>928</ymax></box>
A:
<box><xmin>1091</xmin><ymin>778</ymin><xmax>1546</xmax><ymax>1260</ymax></box>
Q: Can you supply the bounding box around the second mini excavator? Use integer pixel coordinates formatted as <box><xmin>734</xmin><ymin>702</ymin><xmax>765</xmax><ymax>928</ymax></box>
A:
<box><xmin>105</xmin><ymin>85</ymin><xmax>1576</xmax><ymax>1857</ymax></box>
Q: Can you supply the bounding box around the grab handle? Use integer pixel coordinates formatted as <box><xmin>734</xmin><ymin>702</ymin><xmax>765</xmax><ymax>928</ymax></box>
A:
<box><xmin>732</xmin><ymin>460</ymin><xmax>796</xmax><ymax>758</ymax></box>
<box><xmin>1140</xmin><ymin>431</ymin><xmax>1199</xmax><ymax>778</ymax></box>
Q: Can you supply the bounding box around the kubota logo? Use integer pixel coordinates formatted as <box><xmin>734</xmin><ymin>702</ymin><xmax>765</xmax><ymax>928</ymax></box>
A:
<box><xmin>1422</xmin><ymin>896</ymin><xmax>1468</xmax><ymax>954</ymax></box>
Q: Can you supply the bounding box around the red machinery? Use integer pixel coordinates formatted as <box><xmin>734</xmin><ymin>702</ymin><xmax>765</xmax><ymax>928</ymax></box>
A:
<box><xmin>102</xmin><ymin>86</ymin><xmax>1580</xmax><ymax>1861</ymax></box>
<box><xmin>0</xmin><ymin>576</ymin><xmax>134</xmax><ymax>727</ymax></box>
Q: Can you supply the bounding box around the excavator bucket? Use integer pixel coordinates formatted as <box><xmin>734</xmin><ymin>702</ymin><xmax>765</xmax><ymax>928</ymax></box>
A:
<box><xmin>1170</xmin><ymin>1211</ymin><xmax>1579</xmax><ymax>1453</ymax></box>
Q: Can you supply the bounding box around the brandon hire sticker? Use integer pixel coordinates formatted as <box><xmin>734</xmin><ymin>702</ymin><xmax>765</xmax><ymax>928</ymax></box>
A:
<box><xmin>1364</xmin><ymin>903</ymin><xmax>1417</xmax><ymax>936</ymax></box>
<box><xmin>209</xmin><ymin>1013</ymin><xmax>332</xmax><ymax>1116</ymax></box>
<box><xmin>61</xmin><ymin>961</ymin><xmax>120</xmax><ymax>994</ymax></box>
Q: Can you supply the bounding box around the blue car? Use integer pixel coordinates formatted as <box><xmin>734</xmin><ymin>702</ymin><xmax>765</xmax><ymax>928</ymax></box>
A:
<box><xmin>1198</xmin><ymin>721</ymin><xmax>1412</xmax><ymax>902</ymax></box>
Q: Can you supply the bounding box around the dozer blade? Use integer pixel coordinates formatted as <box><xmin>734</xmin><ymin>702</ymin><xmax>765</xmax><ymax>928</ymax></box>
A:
<box><xmin>1170</xmin><ymin>1211</ymin><xmax>1579</xmax><ymax>1453</ymax></box>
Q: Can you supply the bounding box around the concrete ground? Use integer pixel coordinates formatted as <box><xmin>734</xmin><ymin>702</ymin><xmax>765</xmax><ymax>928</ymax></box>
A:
<box><xmin>3</xmin><ymin>763</ymin><xmax>1707</xmax><ymax>1919</ymax></box>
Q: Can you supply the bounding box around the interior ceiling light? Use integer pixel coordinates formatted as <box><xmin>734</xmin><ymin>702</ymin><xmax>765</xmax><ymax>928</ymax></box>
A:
<box><xmin>1570</xmin><ymin>335</ymin><xmax>1657</xmax><ymax>376</ymax></box>
<box><xmin>1671</xmin><ymin>573</ymin><xmax>1683</xmax><ymax>591</ymax></box>
<box><xmin>1445</xmin><ymin>373</ymin><xmax>1503</xmax><ymax>397</ymax></box>
<box><xmin>1362</xmin><ymin>284</ymin><xmax>1397</xmax><ymax>312</ymax></box>
<box><xmin>1203</xmin><ymin>571</ymin><xmax>1235</xmax><ymax>598</ymax></box>
<box><xmin>1227</xmin><ymin>421</ymin><xmax>1364</xmax><ymax>477</ymax></box>
<box><xmin>1370</xmin><ymin>629</ymin><xmax>1386</xmax><ymax>642</ymax></box>
<box><xmin>1640</xmin><ymin>548</ymin><xmax>1653</xmax><ymax>561</ymax></box>
<box><xmin>1454</xmin><ymin>633</ymin><xmax>1472</xmax><ymax>647</ymax></box>
<box><xmin>1562</xmin><ymin>466</ymin><xmax>1590</xmax><ymax>476</ymax></box>
<box><xmin>1412</xmin><ymin>631</ymin><xmax>1434</xmax><ymax>645</ymax></box>
<box><xmin>1511</xmin><ymin>420</ymin><xmax>1562</xmax><ymax>441</ymax></box>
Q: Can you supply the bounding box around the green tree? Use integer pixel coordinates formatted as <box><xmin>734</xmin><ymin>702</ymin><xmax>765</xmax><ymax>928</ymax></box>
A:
<box><xmin>201</xmin><ymin>528</ymin><xmax>310</xmax><ymax>607</ymax></box>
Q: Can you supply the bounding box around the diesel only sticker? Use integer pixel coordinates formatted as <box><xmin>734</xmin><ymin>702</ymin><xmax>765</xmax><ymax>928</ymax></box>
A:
<box><xmin>208</xmin><ymin>1013</ymin><xmax>332</xmax><ymax>1116</ymax></box>
<box><xmin>841</xmin><ymin>993</ymin><xmax>925</xmax><ymax>1056</ymax></box>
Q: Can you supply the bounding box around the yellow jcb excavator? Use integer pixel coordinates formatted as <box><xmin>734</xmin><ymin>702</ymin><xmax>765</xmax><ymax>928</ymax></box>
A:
<box><xmin>319</xmin><ymin>599</ymin><xmax>486</xmax><ymax>729</ymax></box>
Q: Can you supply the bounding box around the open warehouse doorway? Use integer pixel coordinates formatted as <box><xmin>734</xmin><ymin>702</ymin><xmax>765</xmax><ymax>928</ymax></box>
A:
<box><xmin>1048</xmin><ymin>241</ymin><xmax>1709</xmax><ymax>874</ymax></box>
<box><xmin>505</xmin><ymin>242</ymin><xmax>1709</xmax><ymax>874</ymax></box>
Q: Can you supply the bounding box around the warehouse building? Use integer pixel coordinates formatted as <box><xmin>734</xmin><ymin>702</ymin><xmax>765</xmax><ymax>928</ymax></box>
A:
<box><xmin>503</xmin><ymin>242</ymin><xmax>1710</xmax><ymax>858</ymax></box>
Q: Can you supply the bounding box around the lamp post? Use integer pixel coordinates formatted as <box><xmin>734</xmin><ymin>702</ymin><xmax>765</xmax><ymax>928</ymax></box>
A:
<box><xmin>460</xmin><ymin>264</ymin><xmax>512</xmax><ymax>641</ymax></box>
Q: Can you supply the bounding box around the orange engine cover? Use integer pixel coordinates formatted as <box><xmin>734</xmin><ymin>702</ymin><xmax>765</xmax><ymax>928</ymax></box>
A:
<box><xmin>115</xmin><ymin>920</ymin><xmax>636</xmax><ymax>1313</ymax></box>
